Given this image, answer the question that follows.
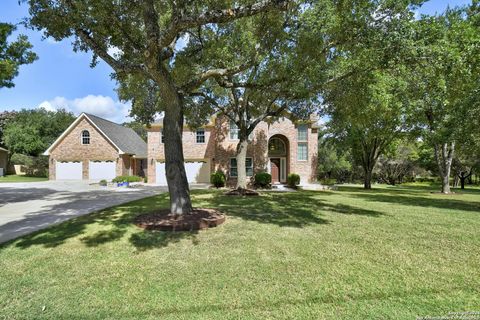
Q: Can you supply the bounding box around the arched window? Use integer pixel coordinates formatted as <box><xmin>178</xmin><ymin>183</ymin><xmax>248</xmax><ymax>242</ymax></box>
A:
<box><xmin>81</xmin><ymin>130</ymin><xmax>90</xmax><ymax>145</ymax></box>
<box><xmin>268</xmin><ymin>137</ymin><xmax>286</xmax><ymax>156</ymax></box>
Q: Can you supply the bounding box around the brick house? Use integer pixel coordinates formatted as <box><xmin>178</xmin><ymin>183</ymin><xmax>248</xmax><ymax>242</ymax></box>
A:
<box><xmin>147</xmin><ymin>115</ymin><xmax>319</xmax><ymax>186</ymax></box>
<box><xmin>44</xmin><ymin>113</ymin><xmax>147</xmax><ymax>181</ymax></box>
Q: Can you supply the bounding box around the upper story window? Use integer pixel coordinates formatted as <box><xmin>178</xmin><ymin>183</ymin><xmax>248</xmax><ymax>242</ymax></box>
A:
<box><xmin>81</xmin><ymin>130</ymin><xmax>90</xmax><ymax>145</ymax></box>
<box><xmin>229</xmin><ymin>120</ymin><xmax>239</xmax><ymax>140</ymax></box>
<box><xmin>298</xmin><ymin>124</ymin><xmax>308</xmax><ymax>141</ymax></box>
<box><xmin>161</xmin><ymin>129</ymin><xmax>165</xmax><ymax>144</ymax></box>
<box><xmin>297</xmin><ymin>143</ymin><xmax>308</xmax><ymax>161</ymax></box>
<box><xmin>196</xmin><ymin>129</ymin><xmax>205</xmax><ymax>144</ymax></box>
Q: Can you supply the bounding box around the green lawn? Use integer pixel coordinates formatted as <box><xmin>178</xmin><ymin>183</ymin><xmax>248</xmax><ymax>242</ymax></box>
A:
<box><xmin>0</xmin><ymin>174</ymin><xmax>48</xmax><ymax>183</ymax></box>
<box><xmin>0</xmin><ymin>185</ymin><xmax>479</xmax><ymax>319</ymax></box>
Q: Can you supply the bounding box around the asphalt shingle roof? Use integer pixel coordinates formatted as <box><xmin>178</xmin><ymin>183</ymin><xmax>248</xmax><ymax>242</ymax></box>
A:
<box><xmin>85</xmin><ymin>113</ymin><xmax>147</xmax><ymax>158</ymax></box>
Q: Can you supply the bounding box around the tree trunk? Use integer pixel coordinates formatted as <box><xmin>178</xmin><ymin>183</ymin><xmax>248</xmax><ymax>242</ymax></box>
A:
<box><xmin>364</xmin><ymin>167</ymin><xmax>373</xmax><ymax>189</ymax></box>
<box><xmin>236</xmin><ymin>138</ymin><xmax>249</xmax><ymax>189</ymax></box>
<box><xmin>460</xmin><ymin>176</ymin><xmax>466</xmax><ymax>190</ymax></box>
<box><xmin>453</xmin><ymin>175</ymin><xmax>459</xmax><ymax>188</ymax></box>
<box><xmin>434</xmin><ymin>142</ymin><xmax>455</xmax><ymax>194</ymax></box>
<box><xmin>158</xmin><ymin>70</ymin><xmax>193</xmax><ymax>214</ymax></box>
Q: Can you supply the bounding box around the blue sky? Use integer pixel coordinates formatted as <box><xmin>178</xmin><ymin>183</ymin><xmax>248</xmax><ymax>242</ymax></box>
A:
<box><xmin>0</xmin><ymin>0</ymin><xmax>473</xmax><ymax>123</ymax></box>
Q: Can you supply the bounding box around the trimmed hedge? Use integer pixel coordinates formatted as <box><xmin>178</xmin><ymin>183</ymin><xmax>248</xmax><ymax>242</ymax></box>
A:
<box><xmin>112</xmin><ymin>175</ymin><xmax>143</xmax><ymax>183</ymax></box>
<box><xmin>254</xmin><ymin>172</ymin><xmax>272</xmax><ymax>188</ymax></box>
<box><xmin>210</xmin><ymin>170</ymin><xmax>226</xmax><ymax>188</ymax></box>
<box><xmin>287</xmin><ymin>173</ymin><xmax>300</xmax><ymax>188</ymax></box>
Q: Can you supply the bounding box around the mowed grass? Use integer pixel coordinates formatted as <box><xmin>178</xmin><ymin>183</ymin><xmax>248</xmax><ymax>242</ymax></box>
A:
<box><xmin>0</xmin><ymin>185</ymin><xmax>479</xmax><ymax>319</ymax></box>
<box><xmin>0</xmin><ymin>175</ymin><xmax>48</xmax><ymax>183</ymax></box>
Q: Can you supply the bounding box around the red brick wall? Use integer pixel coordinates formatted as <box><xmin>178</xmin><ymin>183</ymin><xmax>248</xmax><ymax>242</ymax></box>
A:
<box><xmin>49</xmin><ymin>117</ymin><xmax>121</xmax><ymax>180</ymax></box>
<box><xmin>147</xmin><ymin>116</ymin><xmax>318</xmax><ymax>184</ymax></box>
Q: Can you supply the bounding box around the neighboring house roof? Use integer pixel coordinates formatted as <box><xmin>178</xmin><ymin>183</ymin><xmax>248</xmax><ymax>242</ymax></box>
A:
<box><xmin>0</xmin><ymin>147</ymin><xmax>8</xmax><ymax>153</ymax></box>
<box><xmin>44</xmin><ymin>113</ymin><xmax>147</xmax><ymax>158</ymax></box>
<box><xmin>85</xmin><ymin>114</ymin><xmax>147</xmax><ymax>157</ymax></box>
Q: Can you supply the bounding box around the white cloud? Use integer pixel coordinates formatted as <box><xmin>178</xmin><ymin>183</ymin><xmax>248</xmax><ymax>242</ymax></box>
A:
<box><xmin>38</xmin><ymin>95</ymin><xmax>131</xmax><ymax>123</ymax></box>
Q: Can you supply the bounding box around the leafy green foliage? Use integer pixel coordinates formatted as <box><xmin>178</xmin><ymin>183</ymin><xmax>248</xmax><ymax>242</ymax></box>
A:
<box><xmin>0</xmin><ymin>111</ymin><xmax>17</xmax><ymax>147</ymax></box>
<box><xmin>9</xmin><ymin>153</ymin><xmax>48</xmax><ymax>177</ymax></box>
<box><xmin>99</xmin><ymin>179</ymin><xmax>108</xmax><ymax>186</ymax></box>
<box><xmin>123</xmin><ymin>120</ymin><xmax>147</xmax><ymax>142</ymax></box>
<box><xmin>0</xmin><ymin>23</ymin><xmax>37</xmax><ymax>88</ymax></box>
<box><xmin>317</xmin><ymin>134</ymin><xmax>352</xmax><ymax>183</ymax></box>
<box><xmin>112</xmin><ymin>176</ymin><xmax>143</xmax><ymax>183</ymax></box>
<box><xmin>254</xmin><ymin>172</ymin><xmax>272</xmax><ymax>189</ymax></box>
<box><xmin>210</xmin><ymin>170</ymin><xmax>226</xmax><ymax>188</ymax></box>
<box><xmin>287</xmin><ymin>173</ymin><xmax>300</xmax><ymax>188</ymax></box>
<box><xmin>3</xmin><ymin>108</ymin><xmax>75</xmax><ymax>156</ymax></box>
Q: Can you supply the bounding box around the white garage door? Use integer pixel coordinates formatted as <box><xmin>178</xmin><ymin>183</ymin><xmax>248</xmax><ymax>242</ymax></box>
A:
<box><xmin>56</xmin><ymin>161</ymin><xmax>83</xmax><ymax>180</ymax></box>
<box><xmin>155</xmin><ymin>162</ymin><xmax>167</xmax><ymax>186</ymax></box>
<box><xmin>89</xmin><ymin>161</ymin><xmax>116</xmax><ymax>181</ymax></box>
<box><xmin>156</xmin><ymin>160</ymin><xmax>210</xmax><ymax>185</ymax></box>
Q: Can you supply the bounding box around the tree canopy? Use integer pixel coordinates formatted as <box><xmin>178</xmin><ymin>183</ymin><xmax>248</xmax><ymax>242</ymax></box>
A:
<box><xmin>3</xmin><ymin>108</ymin><xmax>75</xmax><ymax>156</ymax></box>
<box><xmin>0</xmin><ymin>22</ymin><xmax>37</xmax><ymax>88</ymax></box>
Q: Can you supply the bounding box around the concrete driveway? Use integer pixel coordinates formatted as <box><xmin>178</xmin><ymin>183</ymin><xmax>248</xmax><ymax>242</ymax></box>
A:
<box><xmin>0</xmin><ymin>181</ymin><xmax>170</xmax><ymax>244</ymax></box>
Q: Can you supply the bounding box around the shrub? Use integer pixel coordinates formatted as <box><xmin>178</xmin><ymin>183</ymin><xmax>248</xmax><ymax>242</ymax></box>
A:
<box><xmin>254</xmin><ymin>172</ymin><xmax>272</xmax><ymax>188</ymax></box>
<box><xmin>99</xmin><ymin>179</ymin><xmax>108</xmax><ymax>186</ymax></box>
<box><xmin>210</xmin><ymin>170</ymin><xmax>226</xmax><ymax>188</ymax></box>
<box><xmin>10</xmin><ymin>153</ymin><xmax>34</xmax><ymax>166</ymax></box>
<box><xmin>320</xmin><ymin>178</ymin><xmax>336</xmax><ymax>185</ymax></box>
<box><xmin>112</xmin><ymin>175</ymin><xmax>143</xmax><ymax>183</ymax></box>
<box><xmin>287</xmin><ymin>173</ymin><xmax>300</xmax><ymax>188</ymax></box>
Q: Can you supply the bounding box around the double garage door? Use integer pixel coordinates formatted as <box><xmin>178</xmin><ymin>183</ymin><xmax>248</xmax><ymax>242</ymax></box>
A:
<box><xmin>56</xmin><ymin>161</ymin><xmax>116</xmax><ymax>181</ymax></box>
<box><xmin>156</xmin><ymin>160</ymin><xmax>210</xmax><ymax>185</ymax></box>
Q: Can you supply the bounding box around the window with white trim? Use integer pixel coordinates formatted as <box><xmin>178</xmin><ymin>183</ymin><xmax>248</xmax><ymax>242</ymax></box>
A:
<box><xmin>297</xmin><ymin>124</ymin><xmax>308</xmax><ymax>141</ymax></box>
<box><xmin>81</xmin><ymin>130</ymin><xmax>90</xmax><ymax>145</ymax></box>
<box><xmin>230</xmin><ymin>158</ymin><xmax>253</xmax><ymax>177</ymax></box>
<box><xmin>229</xmin><ymin>120</ymin><xmax>239</xmax><ymax>140</ymax></box>
<box><xmin>196</xmin><ymin>129</ymin><xmax>205</xmax><ymax>143</ymax></box>
<box><xmin>297</xmin><ymin>143</ymin><xmax>308</xmax><ymax>161</ymax></box>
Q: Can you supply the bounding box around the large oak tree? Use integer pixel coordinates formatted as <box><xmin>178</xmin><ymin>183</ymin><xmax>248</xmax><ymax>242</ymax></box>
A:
<box><xmin>24</xmin><ymin>0</ymin><xmax>288</xmax><ymax>214</ymax></box>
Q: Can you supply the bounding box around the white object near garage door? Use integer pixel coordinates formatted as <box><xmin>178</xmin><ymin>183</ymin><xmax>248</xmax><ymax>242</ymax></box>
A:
<box><xmin>56</xmin><ymin>161</ymin><xmax>83</xmax><ymax>180</ymax></box>
<box><xmin>89</xmin><ymin>161</ymin><xmax>116</xmax><ymax>181</ymax></box>
<box><xmin>185</xmin><ymin>161</ymin><xmax>210</xmax><ymax>183</ymax></box>
<box><xmin>155</xmin><ymin>162</ymin><xmax>167</xmax><ymax>185</ymax></box>
<box><xmin>156</xmin><ymin>159</ymin><xmax>210</xmax><ymax>185</ymax></box>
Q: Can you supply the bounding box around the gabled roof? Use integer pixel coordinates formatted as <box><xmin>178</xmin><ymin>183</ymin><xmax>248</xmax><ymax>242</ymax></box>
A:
<box><xmin>0</xmin><ymin>147</ymin><xmax>8</xmax><ymax>152</ymax></box>
<box><xmin>85</xmin><ymin>114</ymin><xmax>147</xmax><ymax>157</ymax></box>
<box><xmin>44</xmin><ymin>113</ymin><xmax>147</xmax><ymax>158</ymax></box>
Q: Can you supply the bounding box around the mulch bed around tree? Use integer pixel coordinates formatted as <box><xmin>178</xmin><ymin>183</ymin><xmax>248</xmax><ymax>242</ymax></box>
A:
<box><xmin>134</xmin><ymin>208</ymin><xmax>226</xmax><ymax>232</ymax></box>
<box><xmin>224</xmin><ymin>188</ymin><xmax>260</xmax><ymax>196</ymax></box>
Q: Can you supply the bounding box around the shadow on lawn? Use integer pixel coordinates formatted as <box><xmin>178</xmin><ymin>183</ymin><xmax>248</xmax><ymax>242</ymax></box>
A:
<box><xmin>3</xmin><ymin>190</ymin><xmax>384</xmax><ymax>252</ymax></box>
<box><xmin>5</xmin><ymin>193</ymin><xmax>172</xmax><ymax>251</ymax></box>
<box><xmin>208</xmin><ymin>191</ymin><xmax>382</xmax><ymax>227</ymax></box>
<box><xmin>353</xmin><ymin>192</ymin><xmax>480</xmax><ymax>213</ymax></box>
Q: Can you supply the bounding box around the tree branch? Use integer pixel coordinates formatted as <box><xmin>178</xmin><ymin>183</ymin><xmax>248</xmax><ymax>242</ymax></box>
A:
<box><xmin>182</xmin><ymin>62</ymin><xmax>253</xmax><ymax>92</ymax></box>
<box><xmin>75</xmin><ymin>29</ymin><xmax>144</xmax><ymax>74</ymax></box>
<box><xmin>159</xmin><ymin>0</ymin><xmax>288</xmax><ymax>47</ymax></box>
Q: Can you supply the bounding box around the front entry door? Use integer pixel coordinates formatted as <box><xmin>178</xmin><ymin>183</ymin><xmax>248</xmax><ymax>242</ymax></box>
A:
<box><xmin>271</xmin><ymin>158</ymin><xmax>281</xmax><ymax>183</ymax></box>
